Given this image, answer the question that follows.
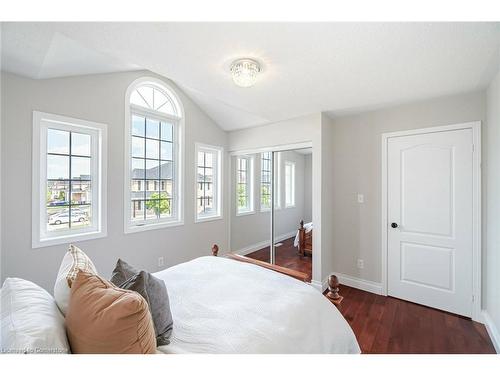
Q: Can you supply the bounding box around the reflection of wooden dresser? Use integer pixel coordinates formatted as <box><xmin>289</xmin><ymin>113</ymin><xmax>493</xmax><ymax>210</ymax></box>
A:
<box><xmin>298</xmin><ymin>220</ymin><xmax>313</xmax><ymax>257</ymax></box>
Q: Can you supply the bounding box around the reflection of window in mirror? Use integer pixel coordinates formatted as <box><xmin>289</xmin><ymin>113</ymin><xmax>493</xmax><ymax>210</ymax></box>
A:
<box><xmin>236</xmin><ymin>155</ymin><xmax>253</xmax><ymax>215</ymax></box>
<box><xmin>260</xmin><ymin>152</ymin><xmax>272</xmax><ymax>210</ymax></box>
<box><xmin>285</xmin><ymin>161</ymin><xmax>296</xmax><ymax>208</ymax></box>
<box><xmin>260</xmin><ymin>152</ymin><xmax>280</xmax><ymax>211</ymax></box>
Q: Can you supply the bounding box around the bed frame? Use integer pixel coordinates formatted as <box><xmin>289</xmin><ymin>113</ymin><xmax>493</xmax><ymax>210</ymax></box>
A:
<box><xmin>211</xmin><ymin>244</ymin><xmax>343</xmax><ymax>305</ymax></box>
<box><xmin>298</xmin><ymin>220</ymin><xmax>313</xmax><ymax>257</ymax></box>
<box><xmin>211</xmin><ymin>244</ymin><xmax>311</xmax><ymax>283</ymax></box>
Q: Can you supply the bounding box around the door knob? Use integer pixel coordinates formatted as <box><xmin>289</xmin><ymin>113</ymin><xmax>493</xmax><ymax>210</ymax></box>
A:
<box><xmin>391</xmin><ymin>222</ymin><xmax>398</xmax><ymax>228</ymax></box>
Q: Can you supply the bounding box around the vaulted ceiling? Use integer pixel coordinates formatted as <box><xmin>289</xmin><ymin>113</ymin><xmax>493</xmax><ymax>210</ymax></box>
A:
<box><xmin>2</xmin><ymin>22</ymin><xmax>499</xmax><ymax>131</ymax></box>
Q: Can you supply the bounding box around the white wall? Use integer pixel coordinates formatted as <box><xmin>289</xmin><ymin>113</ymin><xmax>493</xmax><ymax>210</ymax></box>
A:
<box><xmin>303</xmin><ymin>153</ymin><xmax>312</xmax><ymax>223</ymax></box>
<box><xmin>230</xmin><ymin>150</ymin><xmax>307</xmax><ymax>253</ymax></box>
<box><xmin>484</xmin><ymin>65</ymin><xmax>500</xmax><ymax>351</ymax></box>
<box><xmin>320</xmin><ymin>114</ymin><xmax>336</xmax><ymax>283</ymax></box>
<box><xmin>325</xmin><ymin>91</ymin><xmax>486</xmax><ymax>284</ymax></box>
<box><xmin>0</xmin><ymin>71</ymin><xmax>229</xmax><ymax>291</ymax></box>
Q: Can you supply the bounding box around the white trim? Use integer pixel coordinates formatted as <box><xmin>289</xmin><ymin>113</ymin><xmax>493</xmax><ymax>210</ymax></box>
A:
<box><xmin>381</xmin><ymin>121</ymin><xmax>482</xmax><ymax>321</ymax></box>
<box><xmin>334</xmin><ymin>272</ymin><xmax>384</xmax><ymax>295</ymax></box>
<box><xmin>31</xmin><ymin>111</ymin><xmax>108</xmax><ymax>248</ymax></box>
<box><xmin>310</xmin><ymin>279</ymin><xmax>323</xmax><ymax>292</ymax></box>
<box><xmin>311</xmin><ymin>274</ymin><xmax>330</xmax><ymax>292</ymax></box>
<box><xmin>194</xmin><ymin>143</ymin><xmax>223</xmax><ymax>223</ymax></box>
<box><xmin>123</xmin><ymin>77</ymin><xmax>185</xmax><ymax>234</ymax></box>
<box><xmin>232</xmin><ymin>230</ymin><xmax>296</xmax><ymax>256</ymax></box>
<box><xmin>235</xmin><ymin>210</ymin><xmax>255</xmax><ymax>217</ymax></box>
<box><xmin>482</xmin><ymin>310</ymin><xmax>500</xmax><ymax>353</ymax></box>
<box><xmin>230</xmin><ymin>141</ymin><xmax>313</xmax><ymax>156</ymax></box>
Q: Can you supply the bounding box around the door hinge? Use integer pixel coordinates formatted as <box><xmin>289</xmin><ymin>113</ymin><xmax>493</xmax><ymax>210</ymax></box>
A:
<box><xmin>472</xmin><ymin>144</ymin><xmax>475</xmax><ymax>153</ymax></box>
<box><xmin>472</xmin><ymin>295</ymin><xmax>475</xmax><ymax>302</ymax></box>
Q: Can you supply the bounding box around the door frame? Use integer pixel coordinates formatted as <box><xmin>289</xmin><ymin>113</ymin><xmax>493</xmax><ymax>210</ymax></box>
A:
<box><xmin>381</xmin><ymin>122</ymin><xmax>482</xmax><ymax>322</ymax></box>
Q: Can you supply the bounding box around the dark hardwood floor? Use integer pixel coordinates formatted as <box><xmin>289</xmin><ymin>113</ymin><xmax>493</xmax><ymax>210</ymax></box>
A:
<box><xmin>246</xmin><ymin>237</ymin><xmax>312</xmax><ymax>280</ymax></box>
<box><xmin>333</xmin><ymin>285</ymin><xmax>496</xmax><ymax>354</ymax></box>
<box><xmin>247</xmin><ymin>235</ymin><xmax>495</xmax><ymax>353</ymax></box>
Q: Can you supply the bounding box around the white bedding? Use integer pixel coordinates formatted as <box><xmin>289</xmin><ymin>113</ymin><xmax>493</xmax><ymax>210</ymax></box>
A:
<box><xmin>294</xmin><ymin>221</ymin><xmax>313</xmax><ymax>247</ymax></box>
<box><xmin>154</xmin><ymin>256</ymin><xmax>360</xmax><ymax>354</ymax></box>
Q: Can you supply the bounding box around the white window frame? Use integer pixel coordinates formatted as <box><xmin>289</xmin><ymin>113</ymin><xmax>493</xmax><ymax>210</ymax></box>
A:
<box><xmin>32</xmin><ymin>111</ymin><xmax>107</xmax><ymax>248</ymax></box>
<box><xmin>285</xmin><ymin>160</ymin><xmax>296</xmax><ymax>208</ymax></box>
<box><xmin>236</xmin><ymin>155</ymin><xmax>254</xmax><ymax>216</ymax></box>
<box><xmin>124</xmin><ymin>77</ymin><xmax>185</xmax><ymax>234</ymax></box>
<box><xmin>195</xmin><ymin>143</ymin><xmax>223</xmax><ymax>223</ymax></box>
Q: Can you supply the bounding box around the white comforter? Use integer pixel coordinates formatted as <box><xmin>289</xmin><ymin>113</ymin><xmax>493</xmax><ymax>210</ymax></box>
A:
<box><xmin>294</xmin><ymin>221</ymin><xmax>313</xmax><ymax>247</ymax></box>
<box><xmin>154</xmin><ymin>256</ymin><xmax>360</xmax><ymax>354</ymax></box>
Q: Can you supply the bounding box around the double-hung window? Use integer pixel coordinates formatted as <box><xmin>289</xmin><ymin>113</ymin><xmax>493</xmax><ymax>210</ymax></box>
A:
<box><xmin>32</xmin><ymin>111</ymin><xmax>107</xmax><ymax>248</ymax></box>
<box><xmin>196</xmin><ymin>144</ymin><xmax>222</xmax><ymax>222</ymax></box>
<box><xmin>236</xmin><ymin>156</ymin><xmax>253</xmax><ymax>215</ymax></box>
<box><xmin>125</xmin><ymin>79</ymin><xmax>183</xmax><ymax>232</ymax></box>
<box><xmin>285</xmin><ymin>161</ymin><xmax>296</xmax><ymax>208</ymax></box>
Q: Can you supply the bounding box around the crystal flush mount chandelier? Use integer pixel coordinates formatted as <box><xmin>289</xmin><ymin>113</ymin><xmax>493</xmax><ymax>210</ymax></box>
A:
<box><xmin>230</xmin><ymin>58</ymin><xmax>261</xmax><ymax>88</ymax></box>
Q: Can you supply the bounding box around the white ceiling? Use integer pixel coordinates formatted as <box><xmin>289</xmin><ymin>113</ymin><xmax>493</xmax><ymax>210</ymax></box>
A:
<box><xmin>2</xmin><ymin>22</ymin><xmax>499</xmax><ymax>131</ymax></box>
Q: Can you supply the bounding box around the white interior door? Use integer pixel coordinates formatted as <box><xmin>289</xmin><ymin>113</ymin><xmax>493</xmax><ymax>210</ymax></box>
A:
<box><xmin>387</xmin><ymin>128</ymin><xmax>473</xmax><ymax>317</ymax></box>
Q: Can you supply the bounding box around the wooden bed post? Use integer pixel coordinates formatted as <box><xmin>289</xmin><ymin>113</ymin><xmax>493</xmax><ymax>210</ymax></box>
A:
<box><xmin>326</xmin><ymin>274</ymin><xmax>344</xmax><ymax>306</ymax></box>
<box><xmin>212</xmin><ymin>244</ymin><xmax>219</xmax><ymax>257</ymax></box>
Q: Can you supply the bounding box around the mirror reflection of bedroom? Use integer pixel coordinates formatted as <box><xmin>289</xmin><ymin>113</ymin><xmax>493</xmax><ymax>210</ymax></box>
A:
<box><xmin>231</xmin><ymin>147</ymin><xmax>313</xmax><ymax>280</ymax></box>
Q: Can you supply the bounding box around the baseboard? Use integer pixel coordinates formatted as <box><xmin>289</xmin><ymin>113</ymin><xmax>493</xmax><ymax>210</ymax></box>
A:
<box><xmin>310</xmin><ymin>280</ymin><xmax>323</xmax><ymax>291</ymax></box>
<box><xmin>482</xmin><ymin>310</ymin><xmax>500</xmax><ymax>353</ymax></box>
<box><xmin>232</xmin><ymin>231</ymin><xmax>297</xmax><ymax>256</ymax></box>
<box><xmin>333</xmin><ymin>271</ymin><xmax>383</xmax><ymax>295</ymax></box>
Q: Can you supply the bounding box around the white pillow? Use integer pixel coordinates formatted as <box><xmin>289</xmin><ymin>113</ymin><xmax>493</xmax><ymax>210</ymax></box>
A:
<box><xmin>1</xmin><ymin>278</ymin><xmax>70</xmax><ymax>354</ymax></box>
<box><xmin>53</xmin><ymin>244</ymin><xmax>98</xmax><ymax>316</ymax></box>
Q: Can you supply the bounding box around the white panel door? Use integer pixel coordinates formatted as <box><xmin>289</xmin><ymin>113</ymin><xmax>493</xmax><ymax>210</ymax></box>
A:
<box><xmin>387</xmin><ymin>128</ymin><xmax>473</xmax><ymax>317</ymax></box>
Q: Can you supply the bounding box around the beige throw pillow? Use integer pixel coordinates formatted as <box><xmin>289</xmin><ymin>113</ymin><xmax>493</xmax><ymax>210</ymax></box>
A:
<box><xmin>65</xmin><ymin>271</ymin><xmax>156</xmax><ymax>354</ymax></box>
<box><xmin>53</xmin><ymin>244</ymin><xmax>98</xmax><ymax>316</ymax></box>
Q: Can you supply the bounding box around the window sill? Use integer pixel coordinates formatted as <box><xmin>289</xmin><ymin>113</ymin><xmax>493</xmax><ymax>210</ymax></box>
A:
<box><xmin>236</xmin><ymin>210</ymin><xmax>255</xmax><ymax>217</ymax></box>
<box><xmin>33</xmin><ymin>230</ymin><xmax>107</xmax><ymax>249</ymax></box>
<box><xmin>125</xmin><ymin>219</ymin><xmax>184</xmax><ymax>234</ymax></box>
<box><xmin>195</xmin><ymin>215</ymin><xmax>223</xmax><ymax>224</ymax></box>
<box><xmin>260</xmin><ymin>207</ymin><xmax>281</xmax><ymax>213</ymax></box>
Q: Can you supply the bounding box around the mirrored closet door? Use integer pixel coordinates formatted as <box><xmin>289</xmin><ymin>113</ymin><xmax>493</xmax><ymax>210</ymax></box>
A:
<box><xmin>230</xmin><ymin>147</ymin><xmax>312</xmax><ymax>279</ymax></box>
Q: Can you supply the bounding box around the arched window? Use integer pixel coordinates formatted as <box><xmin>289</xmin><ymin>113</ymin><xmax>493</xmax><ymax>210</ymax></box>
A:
<box><xmin>125</xmin><ymin>78</ymin><xmax>184</xmax><ymax>232</ymax></box>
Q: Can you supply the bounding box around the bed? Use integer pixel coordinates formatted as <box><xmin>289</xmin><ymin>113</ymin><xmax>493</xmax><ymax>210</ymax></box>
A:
<box><xmin>153</xmin><ymin>255</ymin><xmax>360</xmax><ymax>354</ymax></box>
<box><xmin>1</xmin><ymin>246</ymin><xmax>359</xmax><ymax>354</ymax></box>
<box><xmin>294</xmin><ymin>220</ymin><xmax>313</xmax><ymax>256</ymax></box>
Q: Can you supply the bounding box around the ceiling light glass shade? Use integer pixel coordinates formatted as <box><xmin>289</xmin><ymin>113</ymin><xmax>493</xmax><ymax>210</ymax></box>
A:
<box><xmin>230</xmin><ymin>58</ymin><xmax>261</xmax><ymax>88</ymax></box>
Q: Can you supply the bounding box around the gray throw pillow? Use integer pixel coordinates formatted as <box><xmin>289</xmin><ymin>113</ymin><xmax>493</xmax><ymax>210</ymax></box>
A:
<box><xmin>110</xmin><ymin>258</ymin><xmax>137</xmax><ymax>285</ymax></box>
<box><xmin>110</xmin><ymin>259</ymin><xmax>173</xmax><ymax>346</ymax></box>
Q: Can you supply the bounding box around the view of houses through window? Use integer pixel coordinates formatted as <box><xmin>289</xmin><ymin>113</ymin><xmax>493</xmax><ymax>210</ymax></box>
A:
<box><xmin>130</xmin><ymin>114</ymin><xmax>174</xmax><ymax>222</ymax></box>
<box><xmin>127</xmin><ymin>81</ymin><xmax>182</xmax><ymax>231</ymax></box>
<box><xmin>46</xmin><ymin>129</ymin><xmax>92</xmax><ymax>231</ymax></box>
<box><xmin>196</xmin><ymin>149</ymin><xmax>217</xmax><ymax>218</ymax></box>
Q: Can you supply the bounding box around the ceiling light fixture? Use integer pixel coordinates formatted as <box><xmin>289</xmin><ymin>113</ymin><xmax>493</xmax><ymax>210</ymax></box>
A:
<box><xmin>230</xmin><ymin>58</ymin><xmax>261</xmax><ymax>88</ymax></box>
